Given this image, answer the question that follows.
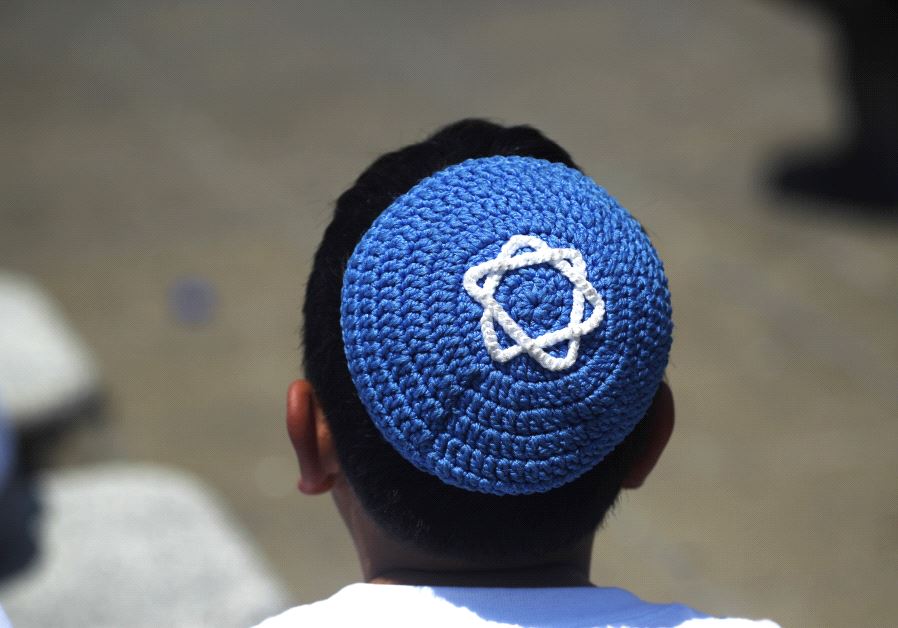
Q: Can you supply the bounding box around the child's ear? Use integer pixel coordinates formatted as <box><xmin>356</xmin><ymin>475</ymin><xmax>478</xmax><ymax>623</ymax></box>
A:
<box><xmin>621</xmin><ymin>380</ymin><xmax>675</xmax><ymax>489</ymax></box>
<box><xmin>286</xmin><ymin>380</ymin><xmax>340</xmax><ymax>495</ymax></box>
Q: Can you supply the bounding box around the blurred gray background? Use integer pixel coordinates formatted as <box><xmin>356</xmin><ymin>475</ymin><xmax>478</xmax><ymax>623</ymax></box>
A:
<box><xmin>2</xmin><ymin>1</ymin><xmax>896</xmax><ymax>626</ymax></box>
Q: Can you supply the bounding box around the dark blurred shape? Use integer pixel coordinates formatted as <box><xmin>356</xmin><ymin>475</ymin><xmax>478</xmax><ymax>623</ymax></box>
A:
<box><xmin>169</xmin><ymin>277</ymin><xmax>218</xmax><ymax>326</ymax></box>
<box><xmin>771</xmin><ymin>0</ymin><xmax>898</xmax><ymax>209</ymax></box>
<box><xmin>0</xmin><ymin>409</ymin><xmax>40</xmax><ymax>582</ymax></box>
<box><xmin>0</xmin><ymin>473</ymin><xmax>40</xmax><ymax>582</ymax></box>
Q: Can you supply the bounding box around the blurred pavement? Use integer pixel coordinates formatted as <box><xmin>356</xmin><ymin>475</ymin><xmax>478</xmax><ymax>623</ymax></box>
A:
<box><xmin>1</xmin><ymin>1</ymin><xmax>896</xmax><ymax>626</ymax></box>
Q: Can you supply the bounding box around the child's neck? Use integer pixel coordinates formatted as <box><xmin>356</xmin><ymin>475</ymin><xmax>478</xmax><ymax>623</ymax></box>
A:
<box><xmin>332</xmin><ymin>473</ymin><xmax>595</xmax><ymax>589</ymax></box>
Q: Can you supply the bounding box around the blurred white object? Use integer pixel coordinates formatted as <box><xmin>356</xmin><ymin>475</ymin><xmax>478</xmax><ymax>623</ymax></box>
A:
<box><xmin>0</xmin><ymin>272</ymin><xmax>100</xmax><ymax>428</ymax></box>
<box><xmin>0</xmin><ymin>464</ymin><xmax>288</xmax><ymax>628</ymax></box>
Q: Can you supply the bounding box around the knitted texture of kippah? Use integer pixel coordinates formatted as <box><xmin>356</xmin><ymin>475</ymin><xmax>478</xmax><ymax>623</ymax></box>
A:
<box><xmin>341</xmin><ymin>156</ymin><xmax>672</xmax><ymax>495</ymax></box>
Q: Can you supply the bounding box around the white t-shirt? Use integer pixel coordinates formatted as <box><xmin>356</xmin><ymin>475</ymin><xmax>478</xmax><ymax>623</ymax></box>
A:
<box><xmin>253</xmin><ymin>583</ymin><xmax>779</xmax><ymax>628</ymax></box>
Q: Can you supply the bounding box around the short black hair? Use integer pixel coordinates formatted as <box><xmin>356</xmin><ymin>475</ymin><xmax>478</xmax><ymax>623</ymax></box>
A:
<box><xmin>303</xmin><ymin>119</ymin><xmax>652</xmax><ymax>561</ymax></box>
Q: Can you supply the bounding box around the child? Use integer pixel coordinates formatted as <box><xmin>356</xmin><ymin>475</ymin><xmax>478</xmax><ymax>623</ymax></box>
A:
<box><xmin>256</xmin><ymin>120</ymin><xmax>779</xmax><ymax>627</ymax></box>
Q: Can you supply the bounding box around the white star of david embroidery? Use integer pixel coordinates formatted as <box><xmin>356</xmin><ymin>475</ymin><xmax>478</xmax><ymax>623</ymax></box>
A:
<box><xmin>462</xmin><ymin>235</ymin><xmax>606</xmax><ymax>371</ymax></box>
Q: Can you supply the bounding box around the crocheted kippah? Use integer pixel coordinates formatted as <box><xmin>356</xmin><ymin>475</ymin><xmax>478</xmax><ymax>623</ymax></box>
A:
<box><xmin>341</xmin><ymin>156</ymin><xmax>672</xmax><ymax>495</ymax></box>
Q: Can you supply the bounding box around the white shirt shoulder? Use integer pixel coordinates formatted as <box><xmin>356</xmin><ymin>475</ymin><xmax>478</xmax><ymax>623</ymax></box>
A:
<box><xmin>252</xmin><ymin>583</ymin><xmax>780</xmax><ymax>628</ymax></box>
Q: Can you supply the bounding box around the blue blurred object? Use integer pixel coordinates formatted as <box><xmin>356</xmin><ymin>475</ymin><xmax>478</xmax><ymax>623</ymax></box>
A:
<box><xmin>169</xmin><ymin>277</ymin><xmax>217</xmax><ymax>326</ymax></box>
<box><xmin>0</xmin><ymin>397</ymin><xmax>38</xmax><ymax>583</ymax></box>
<box><xmin>0</xmin><ymin>401</ymin><xmax>13</xmax><ymax>491</ymax></box>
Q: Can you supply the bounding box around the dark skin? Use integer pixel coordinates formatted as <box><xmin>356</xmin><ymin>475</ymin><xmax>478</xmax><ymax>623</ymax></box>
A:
<box><xmin>286</xmin><ymin>378</ymin><xmax>675</xmax><ymax>588</ymax></box>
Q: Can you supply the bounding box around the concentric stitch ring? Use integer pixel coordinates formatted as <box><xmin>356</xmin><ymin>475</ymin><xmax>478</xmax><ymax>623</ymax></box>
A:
<box><xmin>341</xmin><ymin>156</ymin><xmax>672</xmax><ymax>495</ymax></box>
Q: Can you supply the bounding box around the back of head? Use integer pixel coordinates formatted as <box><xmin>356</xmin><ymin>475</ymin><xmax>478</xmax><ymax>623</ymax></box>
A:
<box><xmin>303</xmin><ymin>119</ymin><xmax>671</xmax><ymax>561</ymax></box>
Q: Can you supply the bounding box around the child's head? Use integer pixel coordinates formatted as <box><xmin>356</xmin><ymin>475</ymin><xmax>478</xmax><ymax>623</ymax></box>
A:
<box><xmin>297</xmin><ymin>119</ymin><xmax>673</xmax><ymax>566</ymax></box>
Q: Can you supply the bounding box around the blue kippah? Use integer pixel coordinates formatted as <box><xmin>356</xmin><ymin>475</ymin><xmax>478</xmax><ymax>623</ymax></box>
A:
<box><xmin>341</xmin><ymin>156</ymin><xmax>672</xmax><ymax>495</ymax></box>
